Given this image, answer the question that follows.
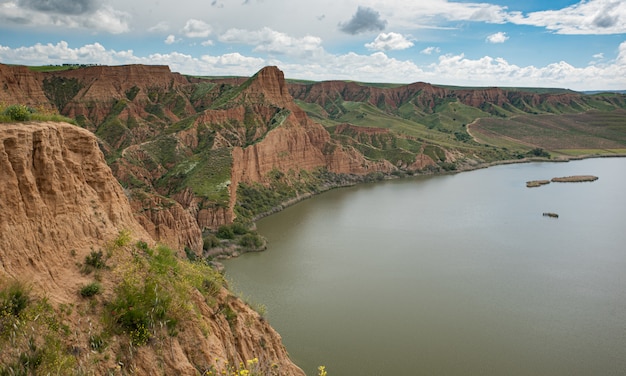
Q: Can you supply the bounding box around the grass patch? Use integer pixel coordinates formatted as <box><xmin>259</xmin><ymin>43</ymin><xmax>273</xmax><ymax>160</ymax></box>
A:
<box><xmin>107</xmin><ymin>242</ymin><xmax>225</xmax><ymax>346</ymax></box>
<box><xmin>554</xmin><ymin>148</ymin><xmax>626</xmax><ymax>156</ymax></box>
<box><xmin>0</xmin><ymin>281</ymin><xmax>77</xmax><ymax>375</ymax></box>
<box><xmin>0</xmin><ymin>103</ymin><xmax>76</xmax><ymax>124</ymax></box>
<box><xmin>471</xmin><ymin>111</ymin><xmax>626</xmax><ymax>152</ymax></box>
<box><xmin>157</xmin><ymin>147</ymin><xmax>232</xmax><ymax>205</ymax></box>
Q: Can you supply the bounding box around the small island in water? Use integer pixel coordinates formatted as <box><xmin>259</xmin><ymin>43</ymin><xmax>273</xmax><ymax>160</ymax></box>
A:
<box><xmin>526</xmin><ymin>175</ymin><xmax>598</xmax><ymax>188</ymax></box>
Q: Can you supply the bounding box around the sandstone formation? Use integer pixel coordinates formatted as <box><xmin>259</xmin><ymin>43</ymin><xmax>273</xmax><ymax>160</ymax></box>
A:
<box><xmin>0</xmin><ymin>64</ymin><xmax>51</xmax><ymax>107</ymax></box>
<box><xmin>0</xmin><ymin>121</ymin><xmax>149</xmax><ymax>301</ymax></box>
<box><xmin>0</xmin><ymin>121</ymin><xmax>304</xmax><ymax>375</ymax></box>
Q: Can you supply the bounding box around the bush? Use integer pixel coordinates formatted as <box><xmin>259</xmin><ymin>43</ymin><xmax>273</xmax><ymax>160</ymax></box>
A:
<box><xmin>216</xmin><ymin>225</ymin><xmax>235</xmax><ymax>239</ymax></box>
<box><xmin>108</xmin><ymin>278</ymin><xmax>171</xmax><ymax>346</ymax></box>
<box><xmin>83</xmin><ymin>250</ymin><xmax>106</xmax><ymax>272</ymax></box>
<box><xmin>239</xmin><ymin>233</ymin><xmax>264</xmax><ymax>249</ymax></box>
<box><xmin>527</xmin><ymin>148</ymin><xmax>550</xmax><ymax>158</ymax></box>
<box><xmin>3</xmin><ymin>104</ymin><xmax>31</xmax><ymax>121</ymax></box>
<box><xmin>80</xmin><ymin>282</ymin><xmax>101</xmax><ymax>297</ymax></box>
<box><xmin>0</xmin><ymin>281</ymin><xmax>30</xmax><ymax>317</ymax></box>
<box><xmin>231</xmin><ymin>222</ymin><xmax>249</xmax><ymax>235</ymax></box>
<box><xmin>203</xmin><ymin>235</ymin><xmax>220</xmax><ymax>250</ymax></box>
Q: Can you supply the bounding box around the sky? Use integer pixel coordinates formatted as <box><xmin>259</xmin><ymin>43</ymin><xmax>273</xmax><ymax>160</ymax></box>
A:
<box><xmin>1</xmin><ymin>0</ymin><xmax>625</xmax><ymax>90</ymax></box>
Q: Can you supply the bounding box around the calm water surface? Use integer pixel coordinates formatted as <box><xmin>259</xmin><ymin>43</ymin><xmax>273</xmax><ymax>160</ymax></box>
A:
<box><xmin>223</xmin><ymin>158</ymin><xmax>626</xmax><ymax>376</ymax></box>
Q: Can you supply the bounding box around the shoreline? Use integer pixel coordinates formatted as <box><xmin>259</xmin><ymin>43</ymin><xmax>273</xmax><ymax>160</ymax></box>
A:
<box><xmin>250</xmin><ymin>152</ymin><xmax>626</xmax><ymax>223</ymax></box>
<box><xmin>215</xmin><ymin>153</ymin><xmax>625</xmax><ymax>261</ymax></box>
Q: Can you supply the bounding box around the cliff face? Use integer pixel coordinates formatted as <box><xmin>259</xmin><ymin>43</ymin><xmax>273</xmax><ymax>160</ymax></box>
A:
<box><xmin>0</xmin><ymin>121</ymin><xmax>304</xmax><ymax>376</ymax></box>
<box><xmin>0</xmin><ymin>65</ymin><xmax>51</xmax><ymax>107</ymax></box>
<box><xmin>230</xmin><ymin>67</ymin><xmax>394</xmax><ymax>185</ymax></box>
<box><xmin>0</xmin><ymin>122</ymin><xmax>149</xmax><ymax>301</ymax></box>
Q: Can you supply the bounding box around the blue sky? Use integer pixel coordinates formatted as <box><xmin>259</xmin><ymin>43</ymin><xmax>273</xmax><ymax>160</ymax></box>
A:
<box><xmin>1</xmin><ymin>0</ymin><xmax>625</xmax><ymax>90</ymax></box>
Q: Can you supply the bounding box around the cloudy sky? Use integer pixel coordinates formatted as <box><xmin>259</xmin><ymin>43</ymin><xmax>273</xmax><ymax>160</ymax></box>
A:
<box><xmin>1</xmin><ymin>0</ymin><xmax>625</xmax><ymax>90</ymax></box>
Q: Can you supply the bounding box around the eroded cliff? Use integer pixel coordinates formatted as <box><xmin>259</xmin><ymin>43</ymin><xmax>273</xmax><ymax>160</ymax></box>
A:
<box><xmin>0</xmin><ymin>121</ymin><xmax>304</xmax><ymax>375</ymax></box>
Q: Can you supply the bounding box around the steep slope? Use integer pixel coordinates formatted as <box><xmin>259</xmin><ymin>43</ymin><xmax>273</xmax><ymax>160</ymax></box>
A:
<box><xmin>0</xmin><ymin>64</ymin><xmax>51</xmax><ymax>107</ymax></box>
<box><xmin>0</xmin><ymin>121</ymin><xmax>149</xmax><ymax>301</ymax></box>
<box><xmin>0</xmin><ymin>121</ymin><xmax>304</xmax><ymax>376</ymax></box>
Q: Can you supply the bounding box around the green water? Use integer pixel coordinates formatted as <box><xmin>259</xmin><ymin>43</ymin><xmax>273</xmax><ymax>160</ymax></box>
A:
<box><xmin>223</xmin><ymin>158</ymin><xmax>626</xmax><ymax>375</ymax></box>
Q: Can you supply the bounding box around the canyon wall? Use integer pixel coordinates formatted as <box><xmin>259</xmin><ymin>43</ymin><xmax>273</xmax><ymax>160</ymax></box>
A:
<box><xmin>0</xmin><ymin>121</ymin><xmax>304</xmax><ymax>375</ymax></box>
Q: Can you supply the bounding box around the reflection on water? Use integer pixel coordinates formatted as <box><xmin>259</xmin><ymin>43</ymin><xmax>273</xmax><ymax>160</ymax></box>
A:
<box><xmin>224</xmin><ymin>158</ymin><xmax>626</xmax><ymax>375</ymax></box>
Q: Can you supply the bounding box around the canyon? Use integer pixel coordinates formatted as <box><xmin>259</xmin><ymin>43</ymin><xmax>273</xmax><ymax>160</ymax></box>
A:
<box><xmin>1</xmin><ymin>62</ymin><xmax>625</xmax><ymax>374</ymax></box>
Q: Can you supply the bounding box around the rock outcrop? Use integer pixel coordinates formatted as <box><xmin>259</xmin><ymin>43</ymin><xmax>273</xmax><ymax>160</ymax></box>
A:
<box><xmin>0</xmin><ymin>121</ymin><xmax>149</xmax><ymax>301</ymax></box>
<box><xmin>230</xmin><ymin>67</ymin><xmax>394</xmax><ymax>184</ymax></box>
<box><xmin>0</xmin><ymin>121</ymin><xmax>304</xmax><ymax>376</ymax></box>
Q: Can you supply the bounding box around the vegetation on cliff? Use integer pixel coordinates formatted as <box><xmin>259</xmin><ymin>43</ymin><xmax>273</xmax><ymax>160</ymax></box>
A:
<box><xmin>0</xmin><ymin>230</ymin><xmax>301</xmax><ymax>375</ymax></box>
<box><xmin>0</xmin><ymin>103</ymin><xmax>75</xmax><ymax>123</ymax></box>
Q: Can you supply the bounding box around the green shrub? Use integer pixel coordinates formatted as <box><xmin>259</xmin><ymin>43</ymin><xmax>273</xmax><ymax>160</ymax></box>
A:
<box><xmin>114</xmin><ymin>229</ymin><xmax>131</xmax><ymax>247</ymax></box>
<box><xmin>239</xmin><ymin>233</ymin><xmax>264</xmax><ymax>249</ymax></box>
<box><xmin>0</xmin><ymin>281</ymin><xmax>30</xmax><ymax>317</ymax></box>
<box><xmin>216</xmin><ymin>225</ymin><xmax>235</xmax><ymax>239</ymax></box>
<box><xmin>84</xmin><ymin>250</ymin><xmax>106</xmax><ymax>270</ymax></box>
<box><xmin>135</xmin><ymin>240</ymin><xmax>149</xmax><ymax>252</ymax></box>
<box><xmin>4</xmin><ymin>105</ymin><xmax>31</xmax><ymax>121</ymax></box>
<box><xmin>79</xmin><ymin>282</ymin><xmax>101</xmax><ymax>297</ymax></box>
<box><xmin>231</xmin><ymin>222</ymin><xmax>249</xmax><ymax>235</ymax></box>
<box><xmin>108</xmin><ymin>277</ymin><xmax>171</xmax><ymax>346</ymax></box>
<box><xmin>203</xmin><ymin>234</ymin><xmax>220</xmax><ymax>250</ymax></box>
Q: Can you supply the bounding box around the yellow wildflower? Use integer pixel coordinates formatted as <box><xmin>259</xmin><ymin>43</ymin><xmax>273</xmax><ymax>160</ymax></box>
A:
<box><xmin>317</xmin><ymin>365</ymin><xmax>327</xmax><ymax>376</ymax></box>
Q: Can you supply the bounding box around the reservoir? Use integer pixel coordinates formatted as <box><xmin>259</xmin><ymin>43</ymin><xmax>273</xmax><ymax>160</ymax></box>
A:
<box><xmin>223</xmin><ymin>158</ymin><xmax>626</xmax><ymax>375</ymax></box>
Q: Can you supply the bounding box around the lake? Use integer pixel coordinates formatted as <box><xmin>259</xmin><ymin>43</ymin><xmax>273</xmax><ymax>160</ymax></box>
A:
<box><xmin>223</xmin><ymin>158</ymin><xmax>626</xmax><ymax>375</ymax></box>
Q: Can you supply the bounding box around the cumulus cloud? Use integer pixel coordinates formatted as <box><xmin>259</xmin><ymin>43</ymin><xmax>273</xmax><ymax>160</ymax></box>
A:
<box><xmin>339</xmin><ymin>6</ymin><xmax>387</xmax><ymax>35</ymax></box>
<box><xmin>0</xmin><ymin>0</ymin><xmax>130</xmax><ymax>33</ymax></box>
<box><xmin>219</xmin><ymin>27</ymin><xmax>324</xmax><ymax>58</ymax></box>
<box><xmin>164</xmin><ymin>35</ymin><xmax>177</xmax><ymax>45</ymax></box>
<box><xmin>1</xmin><ymin>39</ymin><xmax>625</xmax><ymax>91</ymax></box>
<box><xmin>507</xmin><ymin>0</ymin><xmax>626</xmax><ymax>34</ymax></box>
<box><xmin>182</xmin><ymin>19</ymin><xmax>212</xmax><ymax>38</ymax></box>
<box><xmin>0</xmin><ymin>40</ymin><xmax>265</xmax><ymax>76</ymax></box>
<box><xmin>486</xmin><ymin>32</ymin><xmax>509</xmax><ymax>43</ymax></box>
<box><xmin>365</xmin><ymin>32</ymin><xmax>414</xmax><ymax>51</ymax></box>
<box><xmin>421</xmin><ymin>46</ymin><xmax>441</xmax><ymax>55</ymax></box>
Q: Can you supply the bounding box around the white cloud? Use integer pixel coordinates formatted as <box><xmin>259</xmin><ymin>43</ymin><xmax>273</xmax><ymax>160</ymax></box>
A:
<box><xmin>507</xmin><ymin>0</ymin><xmax>626</xmax><ymax>35</ymax></box>
<box><xmin>201</xmin><ymin>40</ymin><xmax>214</xmax><ymax>47</ymax></box>
<box><xmin>593</xmin><ymin>52</ymin><xmax>605</xmax><ymax>59</ymax></box>
<box><xmin>421</xmin><ymin>46</ymin><xmax>441</xmax><ymax>55</ymax></box>
<box><xmin>164</xmin><ymin>35</ymin><xmax>177</xmax><ymax>45</ymax></box>
<box><xmin>149</xmin><ymin>21</ymin><xmax>170</xmax><ymax>33</ymax></box>
<box><xmin>428</xmin><ymin>51</ymin><xmax>626</xmax><ymax>90</ymax></box>
<box><xmin>219</xmin><ymin>27</ymin><xmax>324</xmax><ymax>58</ymax></box>
<box><xmin>182</xmin><ymin>19</ymin><xmax>212</xmax><ymax>38</ymax></box>
<box><xmin>365</xmin><ymin>32</ymin><xmax>414</xmax><ymax>51</ymax></box>
<box><xmin>1</xmin><ymin>40</ymin><xmax>625</xmax><ymax>90</ymax></box>
<box><xmin>486</xmin><ymin>32</ymin><xmax>509</xmax><ymax>44</ymax></box>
